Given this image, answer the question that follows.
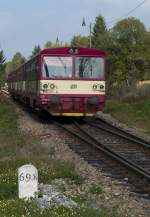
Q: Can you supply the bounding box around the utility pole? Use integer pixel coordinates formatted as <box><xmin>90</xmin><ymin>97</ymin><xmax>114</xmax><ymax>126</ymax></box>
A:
<box><xmin>89</xmin><ymin>22</ymin><xmax>92</xmax><ymax>48</ymax></box>
<box><xmin>82</xmin><ymin>18</ymin><xmax>92</xmax><ymax>48</ymax></box>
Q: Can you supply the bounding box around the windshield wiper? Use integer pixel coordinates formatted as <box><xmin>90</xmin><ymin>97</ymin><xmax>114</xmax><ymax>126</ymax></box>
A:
<box><xmin>44</xmin><ymin>63</ymin><xmax>49</xmax><ymax>77</ymax></box>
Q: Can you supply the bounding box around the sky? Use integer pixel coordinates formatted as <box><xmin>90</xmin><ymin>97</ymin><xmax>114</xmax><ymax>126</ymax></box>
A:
<box><xmin>0</xmin><ymin>0</ymin><xmax>150</xmax><ymax>60</ymax></box>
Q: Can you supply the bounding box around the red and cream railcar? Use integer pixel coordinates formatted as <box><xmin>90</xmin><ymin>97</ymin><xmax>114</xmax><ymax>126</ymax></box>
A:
<box><xmin>7</xmin><ymin>47</ymin><xmax>107</xmax><ymax>116</ymax></box>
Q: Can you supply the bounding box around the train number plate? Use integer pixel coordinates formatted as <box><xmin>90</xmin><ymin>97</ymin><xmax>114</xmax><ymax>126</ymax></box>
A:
<box><xmin>70</xmin><ymin>84</ymin><xmax>77</xmax><ymax>89</ymax></box>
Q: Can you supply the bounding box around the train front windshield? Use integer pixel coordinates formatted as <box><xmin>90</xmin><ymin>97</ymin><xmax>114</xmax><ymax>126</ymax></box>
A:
<box><xmin>43</xmin><ymin>56</ymin><xmax>104</xmax><ymax>79</ymax></box>
<box><xmin>43</xmin><ymin>56</ymin><xmax>73</xmax><ymax>78</ymax></box>
<box><xmin>76</xmin><ymin>57</ymin><xmax>104</xmax><ymax>79</ymax></box>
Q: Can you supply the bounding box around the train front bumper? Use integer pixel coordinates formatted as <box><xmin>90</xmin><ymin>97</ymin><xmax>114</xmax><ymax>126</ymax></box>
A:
<box><xmin>39</xmin><ymin>95</ymin><xmax>105</xmax><ymax>116</ymax></box>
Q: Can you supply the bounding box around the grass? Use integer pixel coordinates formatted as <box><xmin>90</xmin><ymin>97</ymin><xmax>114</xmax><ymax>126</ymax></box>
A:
<box><xmin>0</xmin><ymin>94</ymin><xmax>82</xmax><ymax>198</ymax></box>
<box><xmin>89</xmin><ymin>184</ymin><xmax>103</xmax><ymax>195</ymax></box>
<box><xmin>0</xmin><ymin>159</ymin><xmax>83</xmax><ymax>200</ymax></box>
<box><xmin>0</xmin><ymin>94</ymin><xmax>18</xmax><ymax>133</ymax></box>
<box><xmin>0</xmin><ymin>200</ymin><xmax>126</xmax><ymax>217</ymax></box>
<box><xmin>0</xmin><ymin>94</ymin><xmax>25</xmax><ymax>158</ymax></box>
<box><xmin>71</xmin><ymin>194</ymin><xmax>89</xmax><ymax>204</ymax></box>
<box><xmin>104</xmin><ymin>98</ymin><xmax>150</xmax><ymax>134</ymax></box>
<box><xmin>0</xmin><ymin>93</ymin><xmax>128</xmax><ymax>217</ymax></box>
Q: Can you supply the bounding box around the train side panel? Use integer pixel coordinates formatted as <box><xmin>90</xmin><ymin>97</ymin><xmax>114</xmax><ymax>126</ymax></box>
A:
<box><xmin>8</xmin><ymin>56</ymin><xmax>41</xmax><ymax>108</ymax></box>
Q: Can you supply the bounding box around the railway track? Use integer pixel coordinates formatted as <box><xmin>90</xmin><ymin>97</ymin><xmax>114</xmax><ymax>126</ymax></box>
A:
<box><xmin>93</xmin><ymin>117</ymin><xmax>150</xmax><ymax>148</ymax></box>
<box><xmin>3</xmin><ymin>92</ymin><xmax>150</xmax><ymax>197</ymax></box>
<box><xmin>55</xmin><ymin>118</ymin><xmax>150</xmax><ymax>196</ymax></box>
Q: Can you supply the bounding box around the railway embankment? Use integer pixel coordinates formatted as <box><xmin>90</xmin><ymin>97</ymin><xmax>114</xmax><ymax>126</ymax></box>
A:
<box><xmin>0</xmin><ymin>93</ymin><xmax>149</xmax><ymax>217</ymax></box>
<box><xmin>104</xmin><ymin>98</ymin><xmax>150</xmax><ymax>136</ymax></box>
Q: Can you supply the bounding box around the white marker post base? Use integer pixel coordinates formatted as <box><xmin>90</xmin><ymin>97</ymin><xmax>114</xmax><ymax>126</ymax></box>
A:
<box><xmin>18</xmin><ymin>164</ymin><xmax>38</xmax><ymax>200</ymax></box>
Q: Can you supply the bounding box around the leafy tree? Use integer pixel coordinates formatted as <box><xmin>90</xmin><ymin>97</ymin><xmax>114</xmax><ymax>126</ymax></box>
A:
<box><xmin>112</xmin><ymin>17</ymin><xmax>146</xmax><ymax>45</ymax></box>
<box><xmin>11</xmin><ymin>52</ymin><xmax>26</xmax><ymax>70</ymax></box>
<box><xmin>0</xmin><ymin>50</ymin><xmax>6</xmax><ymax>84</ymax></box>
<box><xmin>141</xmin><ymin>31</ymin><xmax>150</xmax><ymax>80</ymax></box>
<box><xmin>44</xmin><ymin>41</ymin><xmax>53</xmax><ymax>48</ymax></box>
<box><xmin>110</xmin><ymin>17</ymin><xmax>148</xmax><ymax>87</ymax></box>
<box><xmin>5</xmin><ymin>62</ymin><xmax>13</xmax><ymax>77</ymax></box>
<box><xmin>44</xmin><ymin>41</ymin><xmax>62</xmax><ymax>48</ymax></box>
<box><xmin>71</xmin><ymin>35</ymin><xmax>89</xmax><ymax>47</ymax></box>
<box><xmin>5</xmin><ymin>52</ymin><xmax>26</xmax><ymax>75</ymax></box>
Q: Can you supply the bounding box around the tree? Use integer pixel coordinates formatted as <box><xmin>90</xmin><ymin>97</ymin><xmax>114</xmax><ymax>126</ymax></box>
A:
<box><xmin>44</xmin><ymin>41</ymin><xmax>53</xmax><ymax>48</ymax></box>
<box><xmin>71</xmin><ymin>35</ymin><xmax>89</xmax><ymax>47</ymax></box>
<box><xmin>11</xmin><ymin>52</ymin><xmax>26</xmax><ymax>70</ymax></box>
<box><xmin>93</xmin><ymin>15</ymin><xmax>107</xmax><ymax>37</ymax></box>
<box><xmin>31</xmin><ymin>45</ymin><xmax>41</xmax><ymax>57</ymax></box>
<box><xmin>0</xmin><ymin>50</ymin><xmax>6</xmax><ymax>84</ymax></box>
<box><xmin>92</xmin><ymin>15</ymin><xmax>110</xmax><ymax>49</ymax></box>
<box><xmin>5</xmin><ymin>52</ymin><xmax>26</xmax><ymax>75</ymax></box>
<box><xmin>110</xmin><ymin>17</ymin><xmax>147</xmax><ymax>86</ymax></box>
<box><xmin>5</xmin><ymin>62</ymin><xmax>13</xmax><ymax>77</ymax></box>
<box><xmin>112</xmin><ymin>17</ymin><xmax>146</xmax><ymax>45</ymax></box>
<box><xmin>44</xmin><ymin>41</ymin><xmax>62</xmax><ymax>48</ymax></box>
<box><xmin>0</xmin><ymin>50</ymin><xmax>6</xmax><ymax>67</ymax></box>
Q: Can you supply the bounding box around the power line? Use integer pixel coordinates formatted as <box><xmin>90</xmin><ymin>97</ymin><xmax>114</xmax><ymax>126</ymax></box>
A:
<box><xmin>107</xmin><ymin>0</ymin><xmax>148</xmax><ymax>25</ymax></box>
<box><xmin>80</xmin><ymin>0</ymin><xmax>148</xmax><ymax>35</ymax></box>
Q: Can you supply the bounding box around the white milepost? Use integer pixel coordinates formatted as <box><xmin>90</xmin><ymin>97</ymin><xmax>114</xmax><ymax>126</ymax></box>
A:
<box><xmin>18</xmin><ymin>164</ymin><xmax>38</xmax><ymax>200</ymax></box>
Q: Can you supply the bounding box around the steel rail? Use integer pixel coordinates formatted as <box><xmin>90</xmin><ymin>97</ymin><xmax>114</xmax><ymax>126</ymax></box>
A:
<box><xmin>95</xmin><ymin>117</ymin><xmax>150</xmax><ymax>147</ymax></box>
<box><xmin>73</xmin><ymin>121</ymin><xmax>150</xmax><ymax>176</ymax></box>
<box><xmin>87</xmin><ymin>122</ymin><xmax>150</xmax><ymax>149</ymax></box>
<box><xmin>55</xmin><ymin>121</ymin><xmax>150</xmax><ymax>180</ymax></box>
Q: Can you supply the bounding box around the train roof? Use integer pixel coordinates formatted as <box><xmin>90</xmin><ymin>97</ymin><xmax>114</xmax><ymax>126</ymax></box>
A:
<box><xmin>40</xmin><ymin>47</ymin><xmax>106</xmax><ymax>57</ymax></box>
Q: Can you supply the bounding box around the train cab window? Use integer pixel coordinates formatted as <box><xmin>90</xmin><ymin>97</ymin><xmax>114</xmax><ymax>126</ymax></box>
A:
<box><xmin>75</xmin><ymin>57</ymin><xmax>104</xmax><ymax>79</ymax></box>
<box><xmin>31</xmin><ymin>62</ymin><xmax>35</xmax><ymax>72</ymax></box>
<box><xmin>43</xmin><ymin>56</ymin><xmax>72</xmax><ymax>78</ymax></box>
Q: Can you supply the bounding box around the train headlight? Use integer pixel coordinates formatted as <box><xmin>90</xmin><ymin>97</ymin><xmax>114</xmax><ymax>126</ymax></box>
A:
<box><xmin>43</xmin><ymin>84</ymin><xmax>48</xmax><ymax>89</ymax></box>
<box><xmin>93</xmin><ymin>84</ymin><xmax>97</xmax><ymax>90</ymax></box>
<box><xmin>69</xmin><ymin>48</ymin><xmax>74</xmax><ymax>54</ymax></box>
<box><xmin>93</xmin><ymin>84</ymin><xmax>105</xmax><ymax>91</ymax></box>
<box><xmin>99</xmin><ymin>85</ymin><xmax>105</xmax><ymax>90</ymax></box>
<box><xmin>50</xmin><ymin>83</ymin><xmax>55</xmax><ymax>89</ymax></box>
<box><xmin>69</xmin><ymin>48</ymin><xmax>79</xmax><ymax>54</ymax></box>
